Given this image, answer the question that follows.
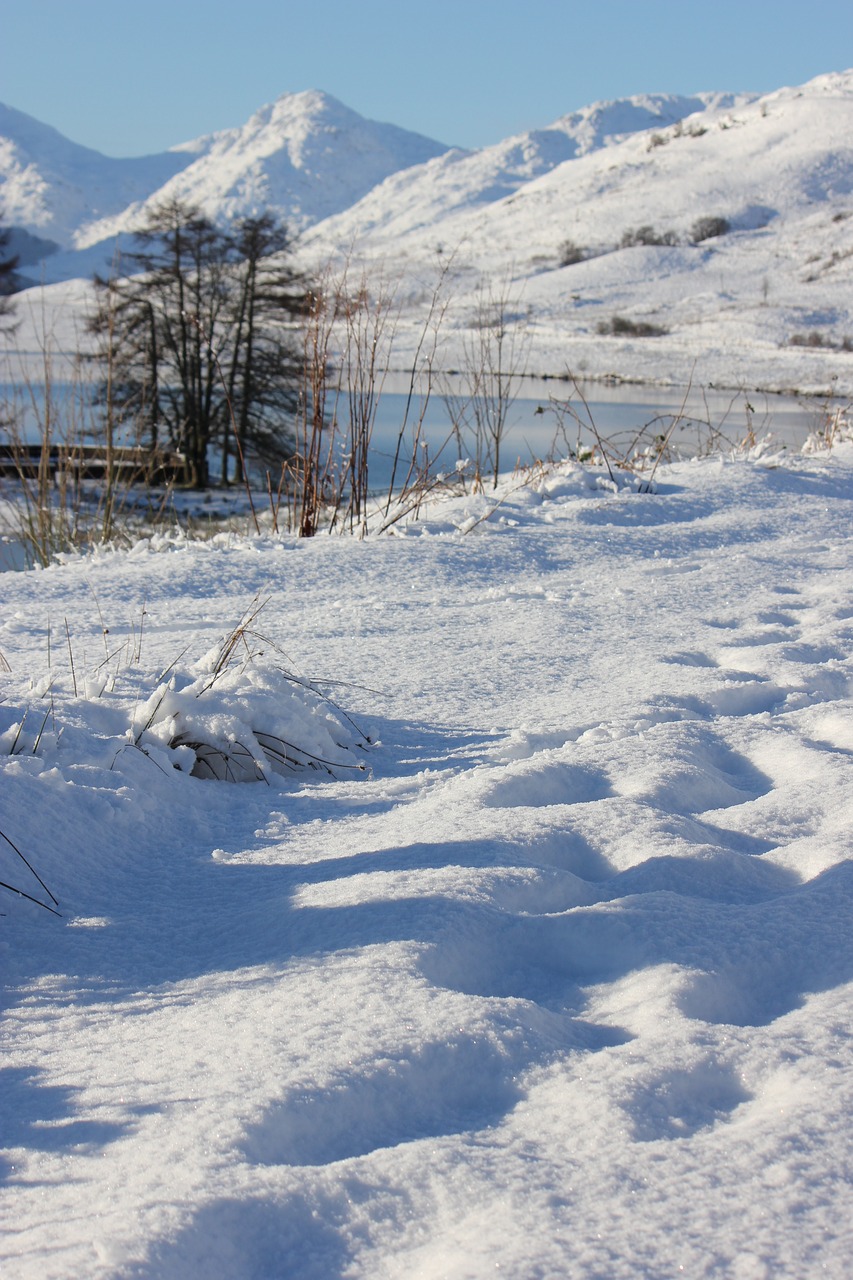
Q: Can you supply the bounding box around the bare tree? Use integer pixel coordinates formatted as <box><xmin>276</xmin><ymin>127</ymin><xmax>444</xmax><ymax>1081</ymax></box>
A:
<box><xmin>220</xmin><ymin>213</ymin><xmax>304</xmax><ymax>484</ymax></box>
<box><xmin>444</xmin><ymin>277</ymin><xmax>531</xmax><ymax>488</ymax></box>
<box><xmin>293</xmin><ymin>267</ymin><xmax>343</xmax><ymax>537</ymax></box>
<box><xmin>90</xmin><ymin>200</ymin><xmax>304</xmax><ymax>488</ymax></box>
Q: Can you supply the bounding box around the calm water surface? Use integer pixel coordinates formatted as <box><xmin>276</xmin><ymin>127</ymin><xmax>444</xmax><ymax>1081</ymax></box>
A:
<box><xmin>1</xmin><ymin>377</ymin><xmax>826</xmax><ymax>495</ymax></box>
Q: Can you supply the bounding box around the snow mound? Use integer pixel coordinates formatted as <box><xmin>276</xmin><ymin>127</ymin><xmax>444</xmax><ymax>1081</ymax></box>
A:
<box><xmin>0</xmin><ymin>595</ymin><xmax>370</xmax><ymax>815</ymax></box>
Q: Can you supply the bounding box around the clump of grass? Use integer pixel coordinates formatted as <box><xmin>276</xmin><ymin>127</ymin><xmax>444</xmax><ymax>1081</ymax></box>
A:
<box><xmin>788</xmin><ymin>332</ymin><xmax>853</xmax><ymax>351</ymax></box>
<box><xmin>3</xmin><ymin>593</ymin><xmax>370</xmax><ymax>791</ymax></box>
<box><xmin>135</xmin><ymin>593</ymin><xmax>373</xmax><ymax>784</ymax></box>
<box><xmin>557</xmin><ymin>240</ymin><xmax>586</xmax><ymax>267</ymax></box>
<box><xmin>803</xmin><ymin>402</ymin><xmax>852</xmax><ymax>452</ymax></box>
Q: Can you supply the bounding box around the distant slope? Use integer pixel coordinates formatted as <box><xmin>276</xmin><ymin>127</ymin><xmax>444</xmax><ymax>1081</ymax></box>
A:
<box><xmin>5</xmin><ymin>73</ymin><xmax>853</xmax><ymax>394</ymax></box>
<box><xmin>0</xmin><ymin>101</ymin><xmax>190</xmax><ymax>248</ymax></box>
<box><xmin>0</xmin><ymin>91</ymin><xmax>450</xmax><ymax>264</ymax></box>
<box><xmin>295</xmin><ymin>71</ymin><xmax>853</xmax><ymax>392</ymax></box>
<box><xmin>306</xmin><ymin>92</ymin><xmax>755</xmax><ymax>241</ymax></box>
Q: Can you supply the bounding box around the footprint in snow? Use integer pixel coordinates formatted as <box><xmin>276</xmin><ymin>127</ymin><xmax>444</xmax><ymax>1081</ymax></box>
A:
<box><xmin>701</xmin><ymin>681</ymin><xmax>789</xmax><ymax>718</ymax></box>
<box><xmin>678</xmin><ymin>966</ymin><xmax>803</xmax><ymax>1028</ymax></box>
<box><xmin>660</xmin><ymin>650</ymin><xmax>720</xmax><ymax>668</ymax></box>
<box><xmin>623</xmin><ymin>1060</ymin><xmax>751</xmax><ymax>1143</ymax></box>
<box><xmin>241</xmin><ymin>1035</ymin><xmax>521</xmax><ymax>1166</ymax></box>
<box><xmin>615</xmin><ymin>727</ymin><xmax>773</xmax><ymax>815</ymax></box>
<box><xmin>421</xmin><ymin>908</ymin><xmax>645</xmax><ymax>1003</ymax></box>
<box><xmin>479</xmin><ymin>761</ymin><xmax>612</xmax><ymax>809</ymax></box>
<box><xmin>778</xmin><ymin>641</ymin><xmax>845</xmax><ymax>664</ymax></box>
<box><xmin>754</xmin><ymin>610</ymin><xmax>800</xmax><ymax>627</ymax></box>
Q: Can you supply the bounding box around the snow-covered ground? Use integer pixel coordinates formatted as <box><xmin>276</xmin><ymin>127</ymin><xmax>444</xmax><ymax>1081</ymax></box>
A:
<box><xmin>3</xmin><ymin>436</ymin><xmax>853</xmax><ymax>1277</ymax></box>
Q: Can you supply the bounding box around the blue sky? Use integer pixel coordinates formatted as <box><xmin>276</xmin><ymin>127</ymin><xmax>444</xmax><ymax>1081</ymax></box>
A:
<box><xmin>4</xmin><ymin>0</ymin><xmax>852</xmax><ymax>154</ymax></box>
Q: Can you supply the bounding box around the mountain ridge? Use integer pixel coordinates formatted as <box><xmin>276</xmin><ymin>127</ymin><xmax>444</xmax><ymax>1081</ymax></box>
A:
<box><xmin>4</xmin><ymin>71</ymin><xmax>853</xmax><ymax>396</ymax></box>
<box><xmin>0</xmin><ymin>86</ymin><xmax>762</xmax><ymax>273</ymax></box>
<box><xmin>0</xmin><ymin>89</ymin><xmax>450</xmax><ymax>260</ymax></box>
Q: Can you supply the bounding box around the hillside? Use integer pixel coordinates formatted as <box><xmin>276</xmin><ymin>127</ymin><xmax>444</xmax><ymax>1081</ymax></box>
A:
<box><xmin>304</xmin><ymin>72</ymin><xmax>853</xmax><ymax>392</ymax></box>
<box><xmin>0</xmin><ymin>91</ymin><xmax>449</xmax><ymax>268</ymax></box>
<box><xmin>0</xmin><ymin>101</ymin><xmax>190</xmax><ymax>251</ymax></box>
<box><xmin>3</xmin><ymin>73</ymin><xmax>853</xmax><ymax>395</ymax></box>
<box><xmin>305</xmin><ymin>91</ymin><xmax>754</xmax><ymax>241</ymax></box>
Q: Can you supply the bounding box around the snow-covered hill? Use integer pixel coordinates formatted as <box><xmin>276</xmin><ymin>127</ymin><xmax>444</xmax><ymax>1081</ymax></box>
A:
<box><xmin>0</xmin><ymin>91</ymin><xmax>449</xmax><ymax>261</ymax></box>
<box><xmin>0</xmin><ymin>88</ymin><xmax>756</xmax><ymax>276</ymax></box>
<box><xmin>0</xmin><ymin>101</ymin><xmax>190</xmax><ymax>250</ymax></box>
<box><xmin>306</xmin><ymin>92</ymin><xmax>755</xmax><ymax>240</ymax></box>
<box><xmin>303</xmin><ymin>71</ymin><xmax>853</xmax><ymax>393</ymax></box>
<box><xmin>4</xmin><ymin>73</ymin><xmax>853</xmax><ymax>395</ymax></box>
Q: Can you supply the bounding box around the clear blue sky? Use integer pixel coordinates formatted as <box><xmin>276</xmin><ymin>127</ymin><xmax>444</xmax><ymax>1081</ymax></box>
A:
<box><xmin>3</xmin><ymin>0</ymin><xmax>852</xmax><ymax>155</ymax></box>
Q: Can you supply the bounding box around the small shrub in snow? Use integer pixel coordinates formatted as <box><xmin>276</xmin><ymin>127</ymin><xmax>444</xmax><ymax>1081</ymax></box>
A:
<box><xmin>152</xmin><ymin>661</ymin><xmax>369</xmax><ymax>782</ymax></box>
<box><xmin>620</xmin><ymin>226</ymin><xmax>678</xmax><ymax>249</ymax></box>
<box><xmin>134</xmin><ymin>597</ymin><xmax>371</xmax><ymax>783</ymax></box>
<box><xmin>789</xmin><ymin>331</ymin><xmax>830</xmax><ymax>349</ymax></box>
<box><xmin>1</xmin><ymin>595</ymin><xmax>371</xmax><ymax>789</ymax></box>
<box><xmin>803</xmin><ymin>405</ymin><xmax>853</xmax><ymax>452</ymax></box>
<box><xmin>596</xmin><ymin>315</ymin><xmax>670</xmax><ymax>338</ymax></box>
<box><xmin>691</xmin><ymin>216</ymin><xmax>730</xmax><ymax>243</ymax></box>
<box><xmin>557</xmin><ymin>240</ymin><xmax>586</xmax><ymax>267</ymax></box>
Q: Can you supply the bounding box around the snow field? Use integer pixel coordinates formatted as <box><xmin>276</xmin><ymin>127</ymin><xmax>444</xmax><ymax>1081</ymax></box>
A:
<box><xmin>2</xmin><ymin>446</ymin><xmax>853</xmax><ymax>1276</ymax></box>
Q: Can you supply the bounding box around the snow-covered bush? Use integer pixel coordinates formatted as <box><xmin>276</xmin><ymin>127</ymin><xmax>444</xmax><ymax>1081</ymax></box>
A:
<box><xmin>557</xmin><ymin>239</ymin><xmax>586</xmax><ymax>266</ymax></box>
<box><xmin>1</xmin><ymin>595</ymin><xmax>371</xmax><ymax>786</ymax></box>
<box><xmin>129</xmin><ymin>596</ymin><xmax>371</xmax><ymax>782</ymax></box>
<box><xmin>139</xmin><ymin>661</ymin><xmax>369</xmax><ymax>783</ymax></box>
<box><xmin>596</xmin><ymin>315</ymin><xmax>670</xmax><ymax>338</ymax></box>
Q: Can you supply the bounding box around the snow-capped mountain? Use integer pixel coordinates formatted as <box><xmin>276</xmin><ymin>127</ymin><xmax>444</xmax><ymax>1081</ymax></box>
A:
<box><xmin>0</xmin><ymin>91</ymin><xmax>449</xmax><ymax>262</ymax></box>
<box><xmin>4</xmin><ymin>72</ymin><xmax>853</xmax><ymax>395</ymax></box>
<box><xmin>71</xmin><ymin>91</ymin><xmax>450</xmax><ymax>250</ymax></box>
<box><xmin>312</xmin><ymin>75</ymin><xmax>851</xmax><ymax>264</ymax></box>
<box><xmin>0</xmin><ymin>88</ymin><xmax>755</xmax><ymax>274</ymax></box>
<box><xmin>305</xmin><ymin>92</ymin><xmax>762</xmax><ymax>246</ymax></box>
<box><xmin>0</xmin><ymin>101</ymin><xmax>190</xmax><ymax>251</ymax></box>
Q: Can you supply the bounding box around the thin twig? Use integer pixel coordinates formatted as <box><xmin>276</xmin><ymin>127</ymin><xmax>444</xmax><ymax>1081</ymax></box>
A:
<box><xmin>0</xmin><ymin>825</ymin><xmax>60</xmax><ymax>906</ymax></box>
<box><xmin>64</xmin><ymin>617</ymin><xmax>78</xmax><ymax>697</ymax></box>
<box><xmin>0</xmin><ymin>878</ymin><xmax>62</xmax><ymax>916</ymax></box>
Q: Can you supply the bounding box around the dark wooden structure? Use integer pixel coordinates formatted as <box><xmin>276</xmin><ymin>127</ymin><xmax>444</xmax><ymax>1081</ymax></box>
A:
<box><xmin>0</xmin><ymin>443</ymin><xmax>186</xmax><ymax>485</ymax></box>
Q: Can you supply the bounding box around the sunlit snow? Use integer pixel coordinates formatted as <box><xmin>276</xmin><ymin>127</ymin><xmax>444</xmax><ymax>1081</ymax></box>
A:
<box><xmin>2</xmin><ymin>442</ymin><xmax>853</xmax><ymax>1277</ymax></box>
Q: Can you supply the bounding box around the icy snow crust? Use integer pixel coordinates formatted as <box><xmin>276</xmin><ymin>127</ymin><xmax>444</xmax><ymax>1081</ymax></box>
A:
<box><xmin>3</xmin><ymin>447</ymin><xmax>853</xmax><ymax>1277</ymax></box>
